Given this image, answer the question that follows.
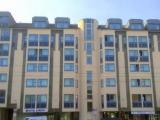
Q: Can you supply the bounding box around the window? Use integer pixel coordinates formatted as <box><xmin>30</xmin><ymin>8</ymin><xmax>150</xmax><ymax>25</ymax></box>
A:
<box><xmin>38</xmin><ymin>64</ymin><xmax>48</xmax><ymax>72</ymax></box>
<box><xmin>64</xmin><ymin>63</ymin><xmax>74</xmax><ymax>71</ymax></box>
<box><xmin>109</xmin><ymin>23</ymin><xmax>121</xmax><ymax>29</ymax></box>
<box><xmin>106</xmin><ymin>94</ymin><xmax>116</xmax><ymax>107</ymax></box>
<box><xmin>0</xmin><ymin>29</ymin><xmax>10</xmax><ymax>41</ymax></box>
<box><xmin>64</xmin><ymin>78</ymin><xmax>74</xmax><ymax>87</ymax></box>
<box><xmin>0</xmin><ymin>58</ymin><xmax>8</xmax><ymax>67</ymax></box>
<box><xmin>0</xmin><ymin>43</ymin><xmax>9</xmax><ymax>56</ymax></box>
<box><xmin>101</xmin><ymin>95</ymin><xmax>104</xmax><ymax>108</ymax></box>
<box><xmin>139</xmin><ymin>50</ymin><xmax>149</xmax><ymax>62</ymax></box>
<box><xmin>132</xmin><ymin>94</ymin><xmax>142</xmax><ymax>107</ymax></box>
<box><xmin>27</xmin><ymin>49</ymin><xmax>37</xmax><ymax>61</ymax></box>
<box><xmin>86</xmin><ymin>56</ymin><xmax>92</xmax><ymax>64</ymax></box>
<box><xmin>143</xmin><ymin>94</ymin><xmax>152</xmax><ymax>107</ymax></box>
<box><xmin>105</xmin><ymin>78</ymin><xmax>116</xmax><ymax>87</ymax></box>
<box><xmin>104</xmin><ymin>35</ymin><xmax>114</xmax><ymax>47</ymax></box>
<box><xmin>39</xmin><ymin>49</ymin><xmax>48</xmax><ymax>61</ymax></box>
<box><xmin>85</xmin><ymin>42</ymin><xmax>92</xmax><ymax>55</ymax></box>
<box><xmin>64</xmin><ymin>34</ymin><xmax>74</xmax><ymax>46</ymax></box>
<box><xmin>0</xmin><ymin>16</ymin><xmax>9</xmax><ymax>25</ymax></box>
<box><xmin>105</xmin><ymin>49</ymin><xmax>114</xmax><ymax>61</ymax></box>
<box><xmin>27</xmin><ymin>63</ymin><xmax>37</xmax><ymax>72</ymax></box>
<box><xmin>39</xmin><ymin>34</ymin><xmax>49</xmax><ymax>46</ymax></box>
<box><xmin>87</xmin><ymin>71</ymin><xmax>92</xmax><ymax>84</ymax></box>
<box><xmin>130</xmin><ymin>23</ymin><xmax>144</xmax><ymax>30</ymax></box>
<box><xmin>84</xmin><ymin>19</ymin><xmax>93</xmax><ymax>41</ymax></box>
<box><xmin>105</xmin><ymin>63</ymin><xmax>115</xmax><ymax>72</ymax></box>
<box><xmin>141</xmin><ymin>79</ymin><xmax>151</xmax><ymax>87</ymax></box>
<box><xmin>87</xmin><ymin>86</ymin><xmax>92</xmax><ymax>99</ymax></box>
<box><xmin>128</xmin><ymin>36</ymin><xmax>137</xmax><ymax>48</ymax></box>
<box><xmin>138</xmin><ymin>36</ymin><xmax>148</xmax><ymax>48</ymax></box>
<box><xmin>140</xmin><ymin>64</ymin><xmax>150</xmax><ymax>72</ymax></box>
<box><xmin>33</xmin><ymin>22</ymin><xmax>47</xmax><ymax>28</ymax></box>
<box><xmin>37</xmin><ymin>79</ymin><xmax>48</xmax><ymax>87</ymax></box>
<box><xmin>37</xmin><ymin>95</ymin><xmax>47</xmax><ymax>108</ymax></box>
<box><xmin>130</xmin><ymin>64</ymin><xmax>139</xmax><ymax>72</ymax></box>
<box><xmin>87</xmin><ymin>102</ymin><xmax>93</xmax><ymax>112</ymax></box>
<box><xmin>129</xmin><ymin>50</ymin><xmax>138</xmax><ymax>62</ymax></box>
<box><xmin>64</xmin><ymin>94</ymin><xmax>74</xmax><ymax>108</ymax></box>
<box><xmin>148</xmin><ymin>24</ymin><xmax>160</xmax><ymax>30</ymax></box>
<box><xmin>25</xmin><ymin>95</ymin><xmax>36</xmax><ymax>109</ymax></box>
<box><xmin>0</xmin><ymin>73</ymin><xmax>7</xmax><ymax>82</ymax></box>
<box><xmin>0</xmin><ymin>90</ymin><xmax>5</xmax><ymax>103</ymax></box>
<box><xmin>131</xmin><ymin>79</ymin><xmax>140</xmax><ymax>87</ymax></box>
<box><xmin>64</xmin><ymin>48</ymin><xmax>74</xmax><ymax>61</ymax></box>
<box><xmin>28</xmin><ymin>34</ymin><xmax>38</xmax><ymax>46</ymax></box>
<box><xmin>26</xmin><ymin>79</ymin><xmax>36</xmax><ymax>87</ymax></box>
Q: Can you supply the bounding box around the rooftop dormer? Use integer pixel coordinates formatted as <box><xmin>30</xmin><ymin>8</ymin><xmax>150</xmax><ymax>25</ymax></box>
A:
<box><xmin>55</xmin><ymin>17</ymin><xmax>70</xmax><ymax>28</ymax></box>
<box><xmin>32</xmin><ymin>16</ymin><xmax>49</xmax><ymax>28</ymax></box>
<box><xmin>128</xmin><ymin>19</ymin><xmax>144</xmax><ymax>30</ymax></box>
<box><xmin>107</xmin><ymin>18</ymin><xmax>122</xmax><ymax>30</ymax></box>
<box><xmin>147</xmin><ymin>19</ymin><xmax>160</xmax><ymax>31</ymax></box>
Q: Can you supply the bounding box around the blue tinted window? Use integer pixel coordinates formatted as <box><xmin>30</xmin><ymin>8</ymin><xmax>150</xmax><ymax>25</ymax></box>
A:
<box><xmin>148</xmin><ymin>24</ymin><xmax>160</xmax><ymax>30</ymax></box>
<box><xmin>38</xmin><ymin>64</ymin><xmax>48</xmax><ymax>72</ymax></box>
<box><xmin>64</xmin><ymin>78</ymin><xmax>74</xmax><ymax>87</ymax></box>
<box><xmin>84</xmin><ymin>20</ymin><xmax>93</xmax><ymax>41</ymax></box>
<box><xmin>0</xmin><ymin>58</ymin><xmax>8</xmax><ymax>67</ymax></box>
<box><xmin>0</xmin><ymin>90</ymin><xmax>6</xmax><ymax>103</ymax></box>
<box><xmin>130</xmin><ymin>23</ymin><xmax>144</xmax><ymax>30</ymax></box>
<box><xmin>25</xmin><ymin>95</ymin><xmax>36</xmax><ymax>109</ymax></box>
<box><xmin>64</xmin><ymin>34</ymin><xmax>74</xmax><ymax>46</ymax></box>
<box><xmin>27</xmin><ymin>49</ymin><xmax>37</xmax><ymax>61</ymax></box>
<box><xmin>39</xmin><ymin>34</ymin><xmax>49</xmax><ymax>46</ymax></box>
<box><xmin>64</xmin><ymin>48</ymin><xmax>74</xmax><ymax>61</ymax></box>
<box><xmin>0</xmin><ymin>29</ymin><xmax>10</xmax><ymax>41</ymax></box>
<box><xmin>33</xmin><ymin>22</ymin><xmax>47</xmax><ymax>28</ymax></box>
<box><xmin>85</xmin><ymin>43</ymin><xmax>92</xmax><ymax>55</ymax></box>
<box><xmin>0</xmin><ymin>43</ymin><xmax>9</xmax><ymax>56</ymax></box>
<box><xmin>86</xmin><ymin>56</ymin><xmax>92</xmax><ymax>64</ymax></box>
<box><xmin>39</xmin><ymin>49</ymin><xmax>48</xmax><ymax>61</ymax></box>
<box><xmin>140</xmin><ymin>64</ymin><xmax>150</xmax><ymax>72</ymax></box>
<box><xmin>0</xmin><ymin>73</ymin><xmax>7</xmax><ymax>82</ymax></box>
<box><xmin>28</xmin><ymin>34</ymin><xmax>38</xmax><ymax>46</ymax></box>
<box><xmin>130</xmin><ymin>64</ymin><xmax>139</xmax><ymax>72</ymax></box>
<box><xmin>64</xmin><ymin>63</ymin><xmax>74</xmax><ymax>71</ymax></box>
<box><xmin>109</xmin><ymin>23</ymin><xmax>121</xmax><ymax>29</ymax></box>
<box><xmin>106</xmin><ymin>78</ymin><xmax>116</xmax><ymax>87</ymax></box>
<box><xmin>26</xmin><ymin>79</ymin><xmax>36</xmax><ymax>87</ymax></box>
<box><xmin>64</xmin><ymin>94</ymin><xmax>74</xmax><ymax>108</ymax></box>
<box><xmin>37</xmin><ymin>79</ymin><xmax>48</xmax><ymax>87</ymax></box>
<box><xmin>105</xmin><ymin>64</ymin><xmax>115</xmax><ymax>72</ymax></box>
<box><xmin>27</xmin><ymin>63</ymin><xmax>37</xmax><ymax>72</ymax></box>
<box><xmin>104</xmin><ymin>35</ymin><xmax>114</xmax><ymax>47</ymax></box>
<box><xmin>37</xmin><ymin>95</ymin><xmax>47</xmax><ymax>108</ymax></box>
<box><xmin>87</xmin><ymin>71</ymin><xmax>92</xmax><ymax>83</ymax></box>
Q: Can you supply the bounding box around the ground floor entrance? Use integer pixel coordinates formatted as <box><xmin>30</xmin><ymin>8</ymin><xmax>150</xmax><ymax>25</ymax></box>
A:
<box><xmin>0</xmin><ymin>108</ymin><xmax>13</xmax><ymax>120</ymax></box>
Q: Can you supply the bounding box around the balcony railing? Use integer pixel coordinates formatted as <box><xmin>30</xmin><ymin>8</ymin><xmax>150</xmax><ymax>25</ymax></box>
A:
<box><xmin>25</xmin><ymin>103</ymin><xmax>35</xmax><ymax>109</ymax></box>
<box><xmin>28</xmin><ymin>56</ymin><xmax>37</xmax><ymax>61</ymax></box>
<box><xmin>129</xmin><ymin>43</ymin><xmax>137</xmax><ymax>48</ymax></box>
<box><xmin>65</xmin><ymin>42</ymin><xmax>74</xmax><ymax>46</ymax></box>
<box><xmin>132</xmin><ymin>101</ymin><xmax>142</xmax><ymax>107</ymax></box>
<box><xmin>39</xmin><ymin>42</ymin><xmax>49</xmax><ymax>46</ymax></box>
<box><xmin>36</xmin><ymin>103</ymin><xmax>47</xmax><ymax>108</ymax></box>
<box><xmin>139</xmin><ymin>43</ymin><xmax>148</xmax><ymax>48</ymax></box>
<box><xmin>29</xmin><ymin>41</ymin><xmax>38</xmax><ymax>46</ymax></box>
<box><xmin>0</xmin><ymin>51</ymin><xmax>9</xmax><ymax>56</ymax></box>
<box><xmin>143</xmin><ymin>101</ymin><xmax>152</xmax><ymax>107</ymax></box>
<box><xmin>64</xmin><ymin>102</ymin><xmax>74</xmax><ymax>108</ymax></box>
<box><xmin>39</xmin><ymin>56</ymin><xmax>48</xmax><ymax>61</ymax></box>
<box><xmin>107</xmin><ymin>101</ymin><xmax>117</xmax><ymax>108</ymax></box>
<box><xmin>64</xmin><ymin>55</ymin><xmax>74</xmax><ymax>61</ymax></box>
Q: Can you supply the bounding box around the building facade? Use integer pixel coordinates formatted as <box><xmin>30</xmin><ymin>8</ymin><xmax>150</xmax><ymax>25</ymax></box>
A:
<box><xmin>0</xmin><ymin>12</ymin><xmax>160</xmax><ymax>120</ymax></box>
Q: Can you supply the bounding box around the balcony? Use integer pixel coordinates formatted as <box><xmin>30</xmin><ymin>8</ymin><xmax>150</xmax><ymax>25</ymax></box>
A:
<box><xmin>130</xmin><ymin>56</ymin><xmax>138</xmax><ymax>62</ymax></box>
<box><xmin>129</xmin><ymin>43</ymin><xmax>137</xmax><ymax>48</ymax></box>
<box><xmin>105</xmin><ymin>42</ymin><xmax>114</xmax><ymax>47</ymax></box>
<box><xmin>143</xmin><ymin>101</ymin><xmax>152</xmax><ymax>107</ymax></box>
<box><xmin>107</xmin><ymin>101</ymin><xmax>117</xmax><ymax>108</ymax></box>
<box><xmin>105</xmin><ymin>56</ymin><xmax>114</xmax><ymax>61</ymax></box>
<box><xmin>139</xmin><ymin>43</ymin><xmax>148</xmax><ymax>48</ymax></box>
<box><xmin>1</xmin><ymin>36</ymin><xmax>10</xmax><ymax>41</ymax></box>
<box><xmin>64</xmin><ymin>102</ymin><xmax>74</xmax><ymax>108</ymax></box>
<box><xmin>132</xmin><ymin>101</ymin><xmax>142</xmax><ymax>107</ymax></box>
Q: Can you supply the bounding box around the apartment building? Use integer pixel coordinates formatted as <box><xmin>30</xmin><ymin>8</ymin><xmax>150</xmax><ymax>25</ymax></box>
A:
<box><xmin>0</xmin><ymin>11</ymin><xmax>160</xmax><ymax>120</ymax></box>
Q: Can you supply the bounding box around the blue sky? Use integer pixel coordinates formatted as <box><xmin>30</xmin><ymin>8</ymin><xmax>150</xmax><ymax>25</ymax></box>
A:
<box><xmin>0</xmin><ymin>0</ymin><xmax>159</xmax><ymax>24</ymax></box>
